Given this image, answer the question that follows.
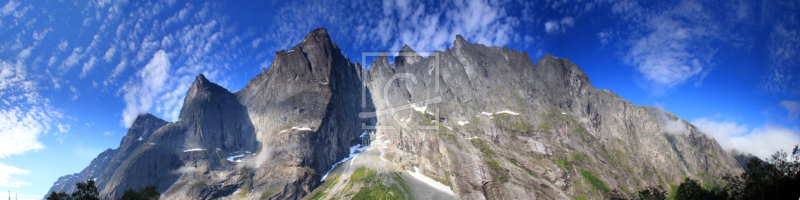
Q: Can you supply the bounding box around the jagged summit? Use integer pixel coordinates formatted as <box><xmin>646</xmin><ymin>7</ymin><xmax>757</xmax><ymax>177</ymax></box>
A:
<box><xmin>180</xmin><ymin>73</ymin><xmax>234</xmax><ymax>119</ymax></box>
<box><xmin>400</xmin><ymin>44</ymin><xmax>415</xmax><ymax>52</ymax></box>
<box><xmin>453</xmin><ymin>34</ymin><xmax>468</xmax><ymax>48</ymax></box>
<box><xmin>301</xmin><ymin>27</ymin><xmax>330</xmax><ymax>45</ymax></box>
<box><xmin>131</xmin><ymin>113</ymin><xmax>164</xmax><ymax>126</ymax></box>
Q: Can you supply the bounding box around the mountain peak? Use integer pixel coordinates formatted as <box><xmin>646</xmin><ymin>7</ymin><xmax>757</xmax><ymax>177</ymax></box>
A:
<box><xmin>400</xmin><ymin>44</ymin><xmax>415</xmax><ymax>52</ymax></box>
<box><xmin>396</xmin><ymin>45</ymin><xmax>421</xmax><ymax>65</ymax></box>
<box><xmin>454</xmin><ymin>35</ymin><xmax>468</xmax><ymax>48</ymax></box>
<box><xmin>195</xmin><ymin>74</ymin><xmax>208</xmax><ymax>83</ymax></box>
<box><xmin>301</xmin><ymin>27</ymin><xmax>332</xmax><ymax>47</ymax></box>
<box><xmin>131</xmin><ymin>113</ymin><xmax>164</xmax><ymax>127</ymax></box>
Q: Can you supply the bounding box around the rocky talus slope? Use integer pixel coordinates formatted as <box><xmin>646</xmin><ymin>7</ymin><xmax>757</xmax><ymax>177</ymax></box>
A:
<box><xmin>46</xmin><ymin>28</ymin><xmax>742</xmax><ymax>200</ymax></box>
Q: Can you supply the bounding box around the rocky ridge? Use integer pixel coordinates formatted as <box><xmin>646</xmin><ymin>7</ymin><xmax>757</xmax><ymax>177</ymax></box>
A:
<box><xmin>45</xmin><ymin>28</ymin><xmax>742</xmax><ymax>200</ymax></box>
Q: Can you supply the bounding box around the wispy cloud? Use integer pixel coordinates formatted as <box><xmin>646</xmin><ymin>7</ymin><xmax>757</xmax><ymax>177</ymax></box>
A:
<box><xmin>764</xmin><ymin>24</ymin><xmax>800</xmax><ymax>96</ymax></box>
<box><xmin>70</xmin><ymin>85</ymin><xmax>79</xmax><ymax>101</ymax></box>
<box><xmin>0</xmin><ymin>0</ymin><xmax>20</xmax><ymax>17</ymax></box>
<box><xmin>121</xmin><ymin>50</ymin><xmax>170</xmax><ymax>127</ymax></box>
<box><xmin>781</xmin><ymin>100</ymin><xmax>800</xmax><ymax>122</ymax></box>
<box><xmin>266</xmin><ymin>0</ymin><xmax>521</xmax><ymax>54</ymax></box>
<box><xmin>605</xmin><ymin>0</ymin><xmax>741</xmax><ymax>95</ymax></box>
<box><xmin>102</xmin><ymin>45</ymin><xmax>117</xmax><ymax>62</ymax></box>
<box><xmin>0</xmin><ymin>163</ymin><xmax>30</xmax><ymax>188</ymax></box>
<box><xmin>79</xmin><ymin>56</ymin><xmax>98</xmax><ymax>78</ymax></box>
<box><xmin>0</xmin><ymin>105</ymin><xmax>54</xmax><ymax>158</ymax></box>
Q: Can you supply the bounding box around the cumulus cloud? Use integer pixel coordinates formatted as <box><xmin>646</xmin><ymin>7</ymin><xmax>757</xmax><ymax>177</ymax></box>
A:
<box><xmin>0</xmin><ymin>163</ymin><xmax>30</xmax><ymax>188</ymax></box>
<box><xmin>121</xmin><ymin>50</ymin><xmax>170</xmax><ymax>127</ymax></box>
<box><xmin>782</xmin><ymin>100</ymin><xmax>800</xmax><ymax>122</ymax></box>
<box><xmin>693</xmin><ymin>118</ymin><xmax>800</xmax><ymax>159</ymax></box>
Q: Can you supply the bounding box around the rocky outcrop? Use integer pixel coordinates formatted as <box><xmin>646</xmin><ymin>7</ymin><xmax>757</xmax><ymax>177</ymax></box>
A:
<box><xmin>46</xmin><ymin>28</ymin><xmax>743</xmax><ymax>200</ymax></box>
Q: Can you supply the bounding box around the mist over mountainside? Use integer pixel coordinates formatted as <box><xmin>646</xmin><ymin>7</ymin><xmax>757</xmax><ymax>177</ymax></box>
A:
<box><xmin>45</xmin><ymin>28</ymin><xmax>743</xmax><ymax>200</ymax></box>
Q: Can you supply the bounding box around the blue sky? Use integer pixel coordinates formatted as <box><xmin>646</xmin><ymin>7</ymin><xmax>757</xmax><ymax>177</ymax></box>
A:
<box><xmin>0</xmin><ymin>0</ymin><xmax>798</xmax><ymax>199</ymax></box>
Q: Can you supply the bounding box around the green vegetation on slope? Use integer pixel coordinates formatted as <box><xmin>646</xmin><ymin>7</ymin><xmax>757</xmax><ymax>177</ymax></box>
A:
<box><xmin>579</xmin><ymin>169</ymin><xmax>610</xmax><ymax>194</ymax></box>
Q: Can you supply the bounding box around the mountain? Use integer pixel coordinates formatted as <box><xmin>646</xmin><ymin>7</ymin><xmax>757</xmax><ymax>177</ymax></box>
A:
<box><xmin>46</xmin><ymin>28</ymin><xmax>742</xmax><ymax>199</ymax></box>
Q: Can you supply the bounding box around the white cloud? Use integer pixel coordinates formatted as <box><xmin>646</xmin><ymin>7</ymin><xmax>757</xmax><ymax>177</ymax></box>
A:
<box><xmin>121</xmin><ymin>50</ymin><xmax>171</xmax><ymax>127</ymax></box>
<box><xmin>103</xmin><ymin>45</ymin><xmax>117</xmax><ymax>62</ymax></box>
<box><xmin>0</xmin><ymin>105</ymin><xmax>55</xmax><ymax>158</ymax></box>
<box><xmin>251</xmin><ymin>38</ymin><xmax>263</xmax><ymax>49</ymax></box>
<box><xmin>653</xmin><ymin>103</ymin><xmax>687</xmax><ymax>135</ymax></box>
<box><xmin>544</xmin><ymin>21</ymin><xmax>559</xmax><ymax>34</ymax></box>
<box><xmin>57</xmin><ymin>40</ymin><xmax>68</xmax><ymax>52</ymax></box>
<box><xmin>109</xmin><ymin>58</ymin><xmax>127</xmax><ymax>79</ymax></box>
<box><xmin>305</xmin><ymin>0</ymin><xmax>522</xmax><ymax>53</ymax></box>
<box><xmin>70</xmin><ymin>85</ymin><xmax>79</xmax><ymax>100</ymax></box>
<box><xmin>32</xmin><ymin>27</ymin><xmax>52</xmax><ymax>40</ymax></box>
<box><xmin>763</xmin><ymin>25</ymin><xmax>800</xmax><ymax>95</ymax></box>
<box><xmin>80</xmin><ymin>56</ymin><xmax>98</xmax><ymax>78</ymax></box>
<box><xmin>62</xmin><ymin>47</ymin><xmax>85</xmax><ymax>74</ymax></box>
<box><xmin>694</xmin><ymin>118</ymin><xmax>800</xmax><ymax>159</ymax></box>
<box><xmin>0</xmin><ymin>0</ymin><xmax>20</xmax><ymax>17</ymax></box>
<box><xmin>170</xmin><ymin>166</ymin><xmax>196</xmax><ymax>174</ymax></box>
<box><xmin>0</xmin><ymin>163</ymin><xmax>29</xmax><ymax>188</ymax></box>
<box><xmin>610</xmin><ymin>0</ymin><xmax>721</xmax><ymax>95</ymax></box>
<box><xmin>17</xmin><ymin>46</ymin><xmax>32</xmax><ymax>60</ymax></box>
<box><xmin>0</xmin><ymin>60</ymin><xmax>37</xmax><ymax>99</ymax></box>
<box><xmin>544</xmin><ymin>16</ymin><xmax>575</xmax><ymax>34</ymax></box>
<box><xmin>781</xmin><ymin>100</ymin><xmax>800</xmax><ymax>122</ymax></box>
<box><xmin>658</xmin><ymin>114</ymin><xmax>687</xmax><ymax>135</ymax></box>
<box><xmin>597</xmin><ymin>30</ymin><xmax>613</xmax><ymax>45</ymax></box>
<box><xmin>57</xmin><ymin>122</ymin><xmax>70</xmax><ymax>133</ymax></box>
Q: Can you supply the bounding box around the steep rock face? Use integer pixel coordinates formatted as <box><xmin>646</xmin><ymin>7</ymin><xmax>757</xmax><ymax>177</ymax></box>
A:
<box><xmin>361</xmin><ymin>36</ymin><xmax>743</xmax><ymax>199</ymax></box>
<box><xmin>98</xmin><ymin>75</ymin><xmax>259</xmax><ymax>199</ymax></box>
<box><xmin>232</xmin><ymin>27</ymin><xmax>368</xmax><ymax>199</ymax></box>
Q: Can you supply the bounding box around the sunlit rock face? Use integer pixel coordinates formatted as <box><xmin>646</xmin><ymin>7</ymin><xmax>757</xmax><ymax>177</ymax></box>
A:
<box><xmin>46</xmin><ymin>28</ymin><xmax>741</xmax><ymax>200</ymax></box>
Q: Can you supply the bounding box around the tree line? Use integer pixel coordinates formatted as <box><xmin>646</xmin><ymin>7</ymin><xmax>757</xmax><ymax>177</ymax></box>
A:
<box><xmin>610</xmin><ymin>145</ymin><xmax>800</xmax><ymax>200</ymax></box>
<box><xmin>46</xmin><ymin>179</ymin><xmax>159</xmax><ymax>200</ymax></box>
